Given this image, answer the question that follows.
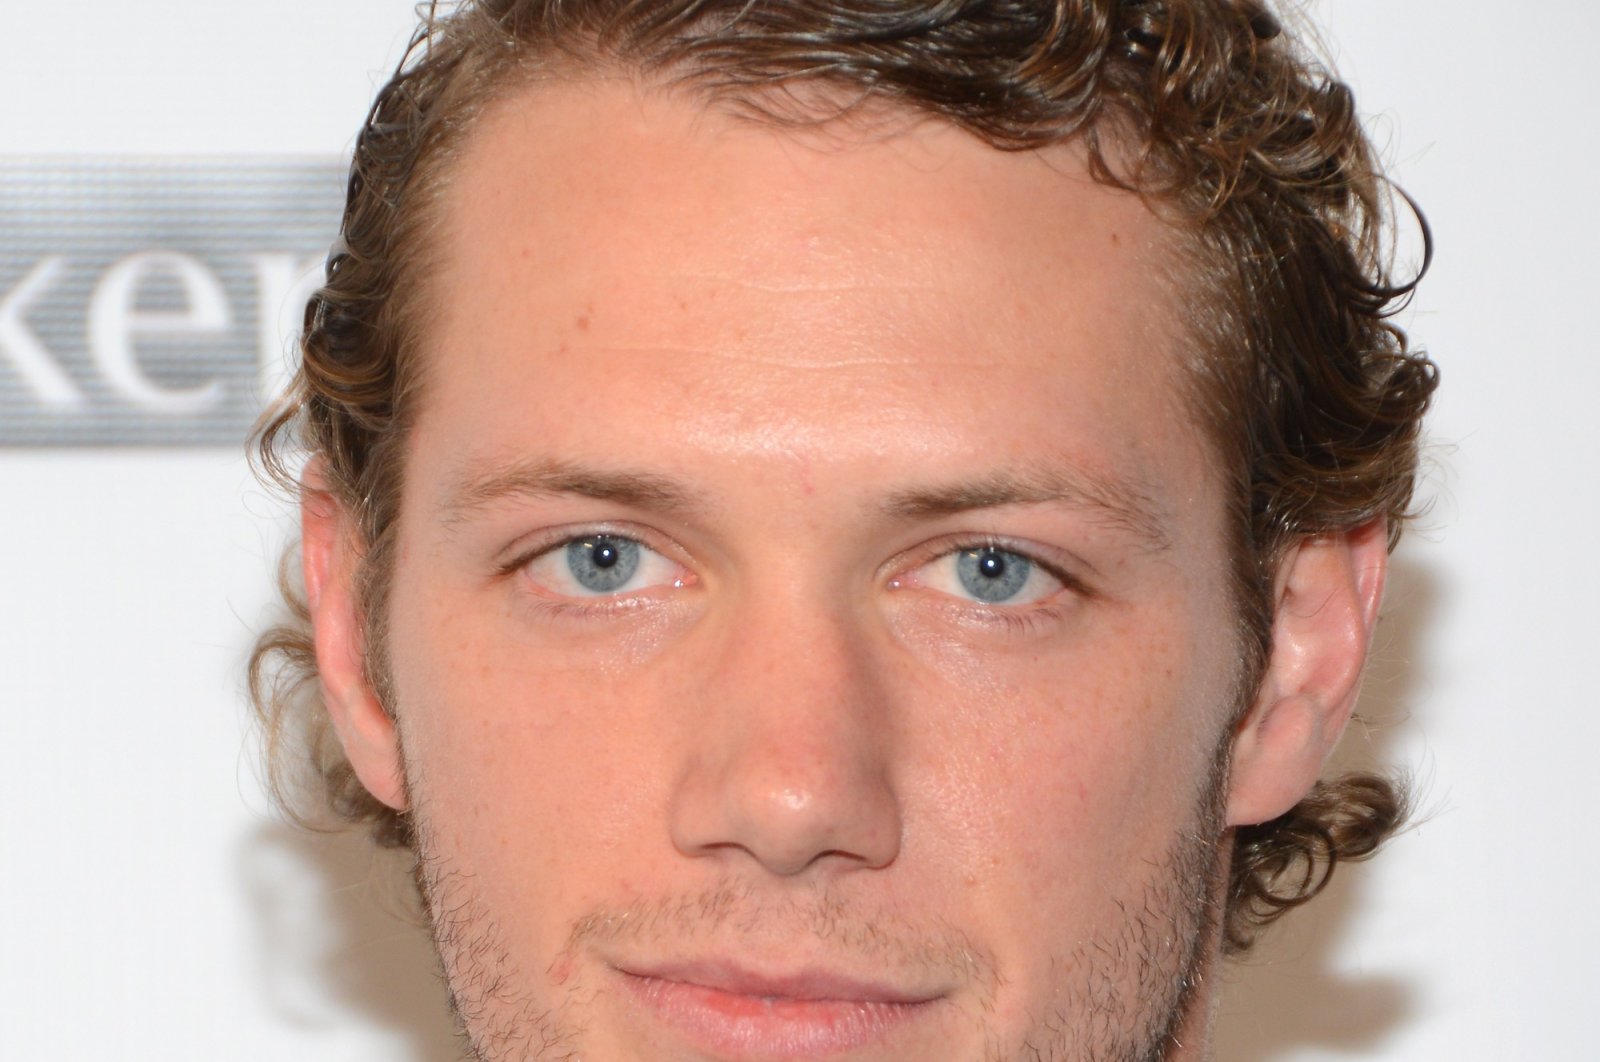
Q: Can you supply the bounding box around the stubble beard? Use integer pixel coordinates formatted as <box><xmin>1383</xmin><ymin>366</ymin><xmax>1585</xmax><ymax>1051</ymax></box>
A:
<box><xmin>406</xmin><ymin>768</ymin><xmax>1227</xmax><ymax>1062</ymax></box>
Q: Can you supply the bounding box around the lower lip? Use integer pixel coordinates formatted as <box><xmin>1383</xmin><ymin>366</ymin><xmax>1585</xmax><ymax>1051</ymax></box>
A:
<box><xmin>620</xmin><ymin>972</ymin><xmax>934</xmax><ymax>1058</ymax></box>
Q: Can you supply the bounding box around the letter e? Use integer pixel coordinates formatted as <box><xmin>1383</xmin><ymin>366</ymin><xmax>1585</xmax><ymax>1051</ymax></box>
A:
<box><xmin>88</xmin><ymin>252</ymin><xmax>230</xmax><ymax>414</ymax></box>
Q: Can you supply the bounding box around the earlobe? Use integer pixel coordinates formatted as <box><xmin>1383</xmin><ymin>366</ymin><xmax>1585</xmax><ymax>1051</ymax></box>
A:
<box><xmin>1226</xmin><ymin>518</ymin><xmax>1389</xmax><ymax>827</ymax></box>
<box><xmin>301</xmin><ymin>463</ymin><xmax>409</xmax><ymax>812</ymax></box>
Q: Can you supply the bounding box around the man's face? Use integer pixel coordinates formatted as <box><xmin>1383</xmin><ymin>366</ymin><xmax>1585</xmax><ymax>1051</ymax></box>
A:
<box><xmin>374</xmin><ymin>79</ymin><xmax>1243</xmax><ymax>1061</ymax></box>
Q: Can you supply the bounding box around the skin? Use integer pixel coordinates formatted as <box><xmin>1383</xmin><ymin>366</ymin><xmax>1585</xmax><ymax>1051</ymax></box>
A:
<box><xmin>304</xmin><ymin>76</ymin><xmax>1389</xmax><ymax>1062</ymax></box>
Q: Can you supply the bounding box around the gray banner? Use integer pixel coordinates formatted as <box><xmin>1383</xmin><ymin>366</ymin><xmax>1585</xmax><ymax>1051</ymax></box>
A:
<box><xmin>0</xmin><ymin>158</ymin><xmax>344</xmax><ymax>446</ymax></box>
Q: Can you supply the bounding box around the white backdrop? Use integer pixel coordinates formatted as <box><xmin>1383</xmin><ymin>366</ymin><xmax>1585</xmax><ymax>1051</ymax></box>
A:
<box><xmin>2</xmin><ymin>2</ymin><xmax>1594</xmax><ymax>1058</ymax></box>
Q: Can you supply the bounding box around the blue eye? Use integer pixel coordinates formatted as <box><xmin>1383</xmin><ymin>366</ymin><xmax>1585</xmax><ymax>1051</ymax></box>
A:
<box><xmin>565</xmin><ymin>535</ymin><xmax>640</xmax><ymax>593</ymax></box>
<box><xmin>519</xmin><ymin>532</ymin><xmax>686</xmax><ymax>600</ymax></box>
<box><xmin>902</xmin><ymin>543</ymin><xmax>1064</xmax><ymax>608</ymax></box>
<box><xmin>955</xmin><ymin>547</ymin><xmax>1032</xmax><ymax>603</ymax></box>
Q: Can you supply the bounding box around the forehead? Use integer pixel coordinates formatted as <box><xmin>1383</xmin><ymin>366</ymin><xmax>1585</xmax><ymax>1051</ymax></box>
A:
<box><xmin>430</xmin><ymin>77</ymin><xmax>1181</xmax><ymax>360</ymax></box>
<box><xmin>413</xmin><ymin>76</ymin><xmax>1213</xmax><ymax>533</ymax></box>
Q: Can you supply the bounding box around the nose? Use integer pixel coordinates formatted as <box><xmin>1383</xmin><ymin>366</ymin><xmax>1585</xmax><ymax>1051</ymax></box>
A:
<box><xmin>668</xmin><ymin>599</ymin><xmax>903</xmax><ymax>878</ymax></box>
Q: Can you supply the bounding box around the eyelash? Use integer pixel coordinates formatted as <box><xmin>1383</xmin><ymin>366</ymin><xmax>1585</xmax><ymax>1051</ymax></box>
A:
<box><xmin>966</xmin><ymin>605</ymin><xmax>1062</xmax><ymax>636</ymax></box>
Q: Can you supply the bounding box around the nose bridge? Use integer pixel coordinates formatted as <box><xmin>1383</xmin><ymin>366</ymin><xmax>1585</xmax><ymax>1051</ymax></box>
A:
<box><xmin>669</xmin><ymin>579</ymin><xmax>903</xmax><ymax>877</ymax></box>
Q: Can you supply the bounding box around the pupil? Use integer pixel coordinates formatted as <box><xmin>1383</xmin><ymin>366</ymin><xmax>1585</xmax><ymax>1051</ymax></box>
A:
<box><xmin>591</xmin><ymin>540</ymin><xmax>618</xmax><ymax>568</ymax></box>
<box><xmin>978</xmin><ymin>550</ymin><xmax>1006</xmax><ymax>579</ymax></box>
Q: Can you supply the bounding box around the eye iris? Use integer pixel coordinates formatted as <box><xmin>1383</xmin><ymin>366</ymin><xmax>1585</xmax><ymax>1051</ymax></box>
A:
<box><xmin>956</xmin><ymin>547</ymin><xmax>1031</xmax><ymax>603</ymax></box>
<box><xmin>566</xmin><ymin>535</ymin><xmax>640</xmax><ymax>593</ymax></box>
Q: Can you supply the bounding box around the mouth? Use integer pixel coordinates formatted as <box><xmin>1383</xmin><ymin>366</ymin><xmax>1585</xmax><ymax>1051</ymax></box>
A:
<box><xmin>614</xmin><ymin>960</ymin><xmax>945</xmax><ymax>1058</ymax></box>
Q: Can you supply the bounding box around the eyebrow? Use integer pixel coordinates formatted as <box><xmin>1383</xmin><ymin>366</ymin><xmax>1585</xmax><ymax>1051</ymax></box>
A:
<box><xmin>883</xmin><ymin>467</ymin><xmax>1173</xmax><ymax>551</ymax></box>
<box><xmin>439</xmin><ymin>455</ymin><xmax>1173</xmax><ymax>551</ymax></box>
<box><xmin>439</xmin><ymin>456</ymin><xmax>709</xmax><ymax>527</ymax></box>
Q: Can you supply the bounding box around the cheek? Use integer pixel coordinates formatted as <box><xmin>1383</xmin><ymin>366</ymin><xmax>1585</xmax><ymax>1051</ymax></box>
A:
<box><xmin>908</xmin><ymin>603</ymin><xmax>1232</xmax><ymax>907</ymax></box>
<box><xmin>383</xmin><ymin>573</ymin><xmax>673</xmax><ymax>922</ymax></box>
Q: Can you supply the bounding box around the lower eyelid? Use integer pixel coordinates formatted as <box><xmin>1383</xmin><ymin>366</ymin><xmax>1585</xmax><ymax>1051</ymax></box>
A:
<box><xmin>910</xmin><ymin>596</ymin><xmax>1072</xmax><ymax>641</ymax></box>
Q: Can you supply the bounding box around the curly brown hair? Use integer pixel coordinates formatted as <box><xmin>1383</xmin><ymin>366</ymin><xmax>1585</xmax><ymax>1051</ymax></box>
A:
<box><xmin>250</xmin><ymin>0</ymin><xmax>1436</xmax><ymax>956</ymax></box>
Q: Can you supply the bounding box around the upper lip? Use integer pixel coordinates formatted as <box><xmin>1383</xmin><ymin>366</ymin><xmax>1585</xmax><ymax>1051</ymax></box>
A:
<box><xmin>617</xmin><ymin>959</ymin><xmax>944</xmax><ymax>1005</ymax></box>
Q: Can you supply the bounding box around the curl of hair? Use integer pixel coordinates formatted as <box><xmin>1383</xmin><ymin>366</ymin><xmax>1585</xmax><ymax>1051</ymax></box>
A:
<box><xmin>1225</xmin><ymin>772</ymin><xmax>1408</xmax><ymax>953</ymax></box>
<box><xmin>250</xmin><ymin>0</ymin><xmax>1438</xmax><ymax>954</ymax></box>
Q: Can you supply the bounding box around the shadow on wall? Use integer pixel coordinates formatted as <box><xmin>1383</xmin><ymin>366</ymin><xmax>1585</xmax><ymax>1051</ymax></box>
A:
<box><xmin>233</xmin><ymin>550</ymin><xmax>1444</xmax><ymax>1062</ymax></box>
<box><xmin>235</xmin><ymin>824</ymin><xmax>464</xmax><ymax>1060</ymax></box>
<box><xmin>1212</xmin><ymin>548</ymin><xmax>1445</xmax><ymax>1060</ymax></box>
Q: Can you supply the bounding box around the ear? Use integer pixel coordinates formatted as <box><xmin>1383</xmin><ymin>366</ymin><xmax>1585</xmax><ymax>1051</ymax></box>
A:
<box><xmin>1226</xmin><ymin>518</ymin><xmax>1389</xmax><ymax>827</ymax></box>
<box><xmin>301</xmin><ymin>461</ymin><xmax>408</xmax><ymax>811</ymax></box>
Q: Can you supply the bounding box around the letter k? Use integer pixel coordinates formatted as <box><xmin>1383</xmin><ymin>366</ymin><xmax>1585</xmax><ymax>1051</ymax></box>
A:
<box><xmin>0</xmin><ymin>256</ymin><xmax>84</xmax><ymax>408</ymax></box>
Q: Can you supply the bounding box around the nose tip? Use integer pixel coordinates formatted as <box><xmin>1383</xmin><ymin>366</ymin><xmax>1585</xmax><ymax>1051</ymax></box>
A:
<box><xmin>667</xmin><ymin>612</ymin><xmax>904</xmax><ymax>878</ymax></box>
